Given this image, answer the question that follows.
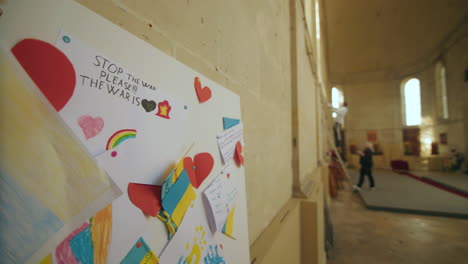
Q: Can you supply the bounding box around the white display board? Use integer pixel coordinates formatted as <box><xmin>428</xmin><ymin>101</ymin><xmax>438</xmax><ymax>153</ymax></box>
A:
<box><xmin>0</xmin><ymin>0</ymin><xmax>250</xmax><ymax>263</ymax></box>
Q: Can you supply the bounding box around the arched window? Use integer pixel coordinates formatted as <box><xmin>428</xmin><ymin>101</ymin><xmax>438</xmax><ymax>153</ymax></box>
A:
<box><xmin>402</xmin><ymin>78</ymin><xmax>422</xmax><ymax>126</ymax></box>
<box><xmin>435</xmin><ymin>62</ymin><xmax>449</xmax><ymax>119</ymax></box>
<box><xmin>331</xmin><ymin>87</ymin><xmax>343</xmax><ymax>118</ymax></box>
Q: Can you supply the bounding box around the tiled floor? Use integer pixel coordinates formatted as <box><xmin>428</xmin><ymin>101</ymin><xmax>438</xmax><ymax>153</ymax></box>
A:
<box><xmin>328</xmin><ymin>185</ymin><xmax>468</xmax><ymax>264</ymax></box>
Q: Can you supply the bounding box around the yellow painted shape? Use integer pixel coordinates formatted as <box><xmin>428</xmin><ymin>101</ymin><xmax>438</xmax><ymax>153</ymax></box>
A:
<box><xmin>0</xmin><ymin>52</ymin><xmax>112</xmax><ymax>222</ymax></box>
<box><xmin>139</xmin><ymin>250</ymin><xmax>160</xmax><ymax>264</ymax></box>
<box><xmin>90</xmin><ymin>204</ymin><xmax>112</xmax><ymax>264</ymax></box>
<box><xmin>186</xmin><ymin>243</ymin><xmax>201</xmax><ymax>264</ymax></box>
<box><xmin>39</xmin><ymin>254</ymin><xmax>52</xmax><ymax>264</ymax></box>
<box><xmin>171</xmin><ymin>185</ymin><xmax>196</xmax><ymax>227</ymax></box>
<box><xmin>223</xmin><ymin>206</ymin><xmax>236</xmax><ymax>238</ymax></box>
<box><xmin>174</xmin><ymin>157</ymin><xmax>186</xmax><ymax>182</ymax></box>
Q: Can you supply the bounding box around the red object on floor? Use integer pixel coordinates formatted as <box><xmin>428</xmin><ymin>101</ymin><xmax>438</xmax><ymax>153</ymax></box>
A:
<box><xmin>399</xmin><ymin>172</ymin><xmax>468</xmax><ymax>199</ymax></box>
<box><xmin>390</xmin><ymin>160</ymin><xmax>409</xmax><ymax>171</ymax></box>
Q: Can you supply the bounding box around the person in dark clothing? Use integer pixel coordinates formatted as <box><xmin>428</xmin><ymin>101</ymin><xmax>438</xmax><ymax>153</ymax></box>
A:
<box><xmin>353</xmin><ymin>143</ymin><xmax>375</xmax><ymax>191</ymax></box>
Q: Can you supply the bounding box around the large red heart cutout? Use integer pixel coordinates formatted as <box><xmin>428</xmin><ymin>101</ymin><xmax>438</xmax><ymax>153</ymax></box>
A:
<box><xmin>194</xmin><ymin>77</ymin><xmax>212</xmax><ymax>103</ymax></box>
<box><xmin>127</xmin><ymin>183</ymin><xmax>162</xmax><ymax>217</ymax></box>
<box><xmin>183</xmin><ymin>156</ymin><xmax>196</xmax><ymax>180</ymax></box>
<box><xmin>184</xmin><ymin>152</ymin><xmax>214</xmax><ymax>189</ymax></box>
<box><xmin>12</xmin><ymin>39</ymin><xmax>76</xmax><ymax>112</ymax></box>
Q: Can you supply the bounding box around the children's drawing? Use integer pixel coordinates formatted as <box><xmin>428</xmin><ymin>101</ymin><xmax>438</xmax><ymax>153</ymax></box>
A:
<box><xmin>54</xmin><ymin>204</ymin><xmax>113</xmax><ymax>264</ymax></box>
<box><xmin>90</xmin><ymin>204</ymin><xmax>113</xmax><ymax>264</ymax></box>
<box><xmin>194</xmin><ymin>77</ymin><xmax>212</xmax><ymax>103</ymax></box>
<box><xmin>178</xmin><ymin>225</ymin><xmax>207</xmax><ymax>264</ymax></box>
<box><xmin>203</xmin><ymin>164</ymin><xmax>238</xmax><ymax>235</ymax></box>
<box><xmin>0</xmin><ymin>169</ymin><xmax>63</xmax><ymax>264</ymax></box>
<box><xmin>120</xmin><ymin>237</ymin><xmax>159</xmax><ymax>264</ymax></box>
<box><xmin>55</xmin><ymin>223</ymin><xmax>90</xmax><ymax>264</ymax></box>
<box><xmin>39</xmin><ymin>254</ymin><xmax>53</xmax><ymax>264</ymax></box>
<box><xmin>203</xmin><ymin>245</ymin><xmax>226</xmax><ymax>264</ymax></box>
<box><xmin>78</xmin><ymin>115</ymin><xmax>104</xmax><ymax>139</ymax></box>
<box><xmin>156</xmin><ymin>100</ymin><xmax>172</xmax><ymax>119</ymax></box>
<box><xmin>11</xmin><ymin>38</ymin><xmax>76</xmax><ymax>111</ymax></box>
<box><xmin>159</xmin><ymin>203</ymin><xmax>226</xmax><ymax>264</ymax></box>
<box><xmin>141</xmin><ymin>99</ymin><xmax>157</xmax><ymax>112</ymax></box>
<box><xmin>221</xmin><ymin>206</ymin><xmax>236</xmax><ymax>239</ymax></box>
<box><xmin>159</xmin><ymin>169</ymin><xmax>196</xmax><ymax>238</ymax></box>
<box><xmin>106</xmin><ymin>129</ymin><xmax>137</xmax><ymax>150</ymax></box>
<box><xmin>0</xmin><ymin>51</ymin><xmax>120</xmax><ymax>264</ymax></box>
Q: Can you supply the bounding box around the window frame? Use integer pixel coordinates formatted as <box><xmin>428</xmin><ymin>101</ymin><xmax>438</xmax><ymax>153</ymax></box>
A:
<box><xmin>401</xmin><ymin>77</ymin><xmax>422</xmax><ymax>127</ymax></box>
<box><xmin>331</xmin><ymin>86</ymin><xmax>344</xmax><ymax>118</ymax></box>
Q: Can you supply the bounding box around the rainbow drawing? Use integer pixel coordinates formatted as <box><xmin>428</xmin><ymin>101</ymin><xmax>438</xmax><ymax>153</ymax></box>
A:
<box><xmin>106</xmin><ymin>129</ymin><xmax>137</xmax><ymax>150</ymax></box>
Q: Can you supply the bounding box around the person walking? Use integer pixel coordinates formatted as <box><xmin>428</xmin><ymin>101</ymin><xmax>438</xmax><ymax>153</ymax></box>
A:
<box><xmin>353</xmin><ymin>142</ymin><xmax>375</xmax><ymax>191</ymax></box>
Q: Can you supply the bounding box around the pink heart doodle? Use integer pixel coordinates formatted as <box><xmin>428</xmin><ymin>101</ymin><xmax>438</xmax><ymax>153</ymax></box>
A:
<box><xmin>78</xmin><ymin>115</ymin><xmax>104</xmax><ymax>140</ymax></box>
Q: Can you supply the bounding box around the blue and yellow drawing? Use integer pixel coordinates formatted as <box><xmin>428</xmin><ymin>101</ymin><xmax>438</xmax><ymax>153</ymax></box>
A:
<box><xmin>121</xmin><ymin>237</ymin><xmax>159</xmax><ymax>264</ymax></box>
<box><xmin>158</xmin><ymin>157</ymin><xmax>196</xmax><ymax>239</ymax></box>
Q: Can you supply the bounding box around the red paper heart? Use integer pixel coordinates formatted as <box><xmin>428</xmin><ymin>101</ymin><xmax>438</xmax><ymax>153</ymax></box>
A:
<box><xmin>183</xmin><ymin>156</ymin><xmax>196</xmax><ymax>180</ymax></box>
<box><xmin>194</xmin><ymin>77</ymin><xmax>212</xmax><ymax>103</ymax></box>
<box><xmin>78</xmin><ymin>115</ymin><xmax>104</xmax><ymax>139</ymax></box>
<box><xmin>128</xmin><ymin>183</ymin><xmax>162</xmax><ymax>217</ymax></box>
<box><xmin>12</xmin><ymin>39</ymin><xmax>76</xmax><ymax>111</ymax></box>
<box><xmin>185</xmin><ymin>153</ymin><xmax>214</xmax><ymax>189</ymax></box>
<box><xmin>234</xmin><ymin>141</ymin><xmax>244</xmax><ymax>167</ymax></box>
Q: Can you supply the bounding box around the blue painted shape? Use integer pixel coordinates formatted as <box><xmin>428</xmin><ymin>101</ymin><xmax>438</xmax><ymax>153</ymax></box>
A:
<box><xmin>204</xmin><ymin>245</ymin><xmax>226</xmax><ymax>264</ymax></box>
<box><xmin>162</xmin><ymin>171</ymin><xmax>190</xmax><ymax>216</ymax></box>
<box><xmin>222</xmin><ymin>117</ymin><xmax>240</xmax><ymax>130</ymax></box>
<box><xmin>161</xmin><ymin>169</ymin><xmax>176</xmax><ymax>200</ymax></box>
<box><xmin>0</xmin><ymin>169</ymin><xmax>63</xmax><ymax>264</ymax></box>
<box><xmin>70</xmin><ymin>225</ymin><xmax>94</xmax><ymax>264</ymax></box>
<box><xmin>120</xmin><ymin>237</ymin><xmax>150</xmax><ymax>264</ymax></box>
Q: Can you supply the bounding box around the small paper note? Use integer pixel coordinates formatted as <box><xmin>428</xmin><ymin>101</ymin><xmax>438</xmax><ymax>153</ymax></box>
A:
<box><xmin>217</xmin><ymin>123</ymin><xmax>244</xmax><ymax>164</ymax></box>
<box><xmin>222</xmin><ymin>117</ymin><xmax>240</xmax><ymax>130</ymax></box>
<box><xmin>203</xmin><ymin>164</ymin><xmax>238</xmax><ymax>232</ymax></box>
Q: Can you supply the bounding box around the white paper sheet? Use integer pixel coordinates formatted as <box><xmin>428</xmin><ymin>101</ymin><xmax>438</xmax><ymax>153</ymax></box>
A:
<box><xmin>203</xmin><ymin>164</ymin><xmax>238</xmax><ymax>232</ymax></box>
<box><xmin>216</xmin><ymin>124</ymin><xmax>243</xmax><ymax>164</ymax></box>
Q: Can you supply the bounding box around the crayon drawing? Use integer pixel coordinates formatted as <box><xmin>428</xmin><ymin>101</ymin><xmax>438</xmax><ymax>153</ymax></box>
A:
<box><xmin>0</xmin><ymin>51</ymin><xmax>119</xmax><ymax>264</ymax></box>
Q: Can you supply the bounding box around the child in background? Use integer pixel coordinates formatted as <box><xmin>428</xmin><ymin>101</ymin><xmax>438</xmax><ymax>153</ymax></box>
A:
<box><xmin>353</xmin><ymin>142</ymin><xmax>375</xmax><ymax>191</ymax></box>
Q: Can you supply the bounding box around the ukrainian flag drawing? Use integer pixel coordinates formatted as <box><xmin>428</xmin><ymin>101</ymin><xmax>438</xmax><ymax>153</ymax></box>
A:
<box><xmin>158</xmin><ymin>157</ymin><xmax>196</xmax><ymax>239</ymax></box>
<box><xmin>222</xmin><ymin>206</ymin><xmax>236</xmax><ymax>239</ymax></box>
